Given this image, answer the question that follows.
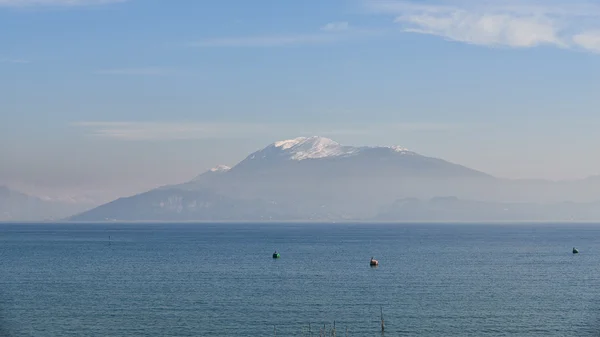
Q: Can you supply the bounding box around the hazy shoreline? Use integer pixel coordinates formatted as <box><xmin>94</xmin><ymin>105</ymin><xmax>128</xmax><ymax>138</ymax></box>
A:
<box><xmin>3</xmin><ymin>220</ymin><xmax>600</xmax><ymax>225</ymax></box>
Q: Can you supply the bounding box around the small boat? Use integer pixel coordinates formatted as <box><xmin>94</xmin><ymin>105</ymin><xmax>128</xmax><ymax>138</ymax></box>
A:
<box><xmin>370</xmin><ymin>257</ymin><xmax>379</xmax><ymax>266</ymax></box>
<box><xmin>573</xmin><ymin>247</ymin><xmax>579</xmax><ymax>254</ymax></box>
<box><xmin>273</xmin><ymin>251</ymin><xmax>280</xmax><ymax>259</ymax></box>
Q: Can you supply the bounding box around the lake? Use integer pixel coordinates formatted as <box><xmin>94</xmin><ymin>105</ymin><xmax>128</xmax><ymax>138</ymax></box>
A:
<box><xmin>1</xmin><ymin>223</ymin><xmax>599</xmax><ymax>336</ymax></box>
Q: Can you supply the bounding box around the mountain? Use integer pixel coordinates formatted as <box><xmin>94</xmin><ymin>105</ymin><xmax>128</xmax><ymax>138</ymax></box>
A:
<box><xmin>0</xmin><ymin>186</ymin><xmax>91</xmax><ymax>221</ymax></box>
<box><xmin>69</xmin><ymin>136</ymin><xmax>600</xmax><ymax>222</ymax></box>
<box><xmin>183</xmin><ymin>137</ymin><xmax>502</xmax><ymax>217</ymax></box>
<box><xmin>70</xmin><ymin>187</ymin><xmax>297</xmax><ymax>222</ymax></box>
<box><xmin>375</xmin><ymin>197</ymin><xmax>600</xmax><ymax>222</ymax></box>
<box><xmin>190</xmin><ymin>165</ymin><xmax>231</xmax><ymax>184</ymax></box>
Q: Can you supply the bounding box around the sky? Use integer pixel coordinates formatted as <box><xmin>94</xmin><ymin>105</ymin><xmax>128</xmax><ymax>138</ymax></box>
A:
<box><xmin>3</xmin><ymin>0</ymin><xmax>600</xmax><ymax>204</ymax></box>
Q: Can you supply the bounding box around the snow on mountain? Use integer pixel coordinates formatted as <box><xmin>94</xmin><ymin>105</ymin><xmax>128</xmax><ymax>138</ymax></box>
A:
<box><xmin>388</xmin><ymin>145</ymin><xmax>410</xmax><ymax>153</ymax></box>
<box><xmin>271</xmin><ymin>136</ymin><xmax>357</xmax><ymax>160</ymax></box>
<box><xmin>209</xmin><ymin>165</ymin><xmax>231</xmax><ymax>173</ymax></box>
<box><xmin>69</xmin><ymin>135</ymin><xmax>600</xmax><ymax>222</ymax></box>
<box><xmin>191</xmin><ymin>164</ymin><xmax>231</xmax><ymax>182</ymax></box>
<box><xmin>242</xmin><ymin>136</ymin><xmax>411</xmax><ymax>162</ymax></box>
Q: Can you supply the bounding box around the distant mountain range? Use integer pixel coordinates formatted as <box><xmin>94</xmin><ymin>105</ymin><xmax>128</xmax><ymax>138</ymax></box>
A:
<box><xmin>0</xmin><ymin>186</ymin><xmax>91</xmax><ymax>222</ymax></box>
<box><xmin>376</xmin><ymin>197</ymin><xmax>600</xmax><ymax>222</ymax></box>
<box><xmin>68</xmin><ymin>136</ymin><xmax>600</xmax><ymax>222</ymax></box>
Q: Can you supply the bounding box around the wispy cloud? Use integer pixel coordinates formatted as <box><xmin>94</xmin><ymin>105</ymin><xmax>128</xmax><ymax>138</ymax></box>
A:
<box><xmin>0</xmin><ymin>0</ymin><xmax>126</xmax><ymax>6</ymax></box>
<box><xmin>188</xmin><ymin>22</ymin><xmax>374</xmax><ymax>48</ymax></box>
<box><xmin>0</xmin><ymin>57</ymin><xmax>29</xmax><ymax>63</ymax></box>
<box><xmin>94</xmin><ymin>67</ymin><xmax>173</xmax><ymax>75</ymax></box>
<box><xmin>72</xmin><ymin>121</ymin><xmax>464</xmax><ymax>141</ymax></box>
<box><xmin>367</xmin><ymin>0</ymin><xmax>600</xmax><ymax>53</ymax></box>
<box><xmin>572</xmin><ymin>31</ymin><xmax>600</xmax><ymax>53</ymax></box>
<box><xmin>321</xmin><ymin>21</ymin><xmax>350</xmax><ymax>32</ymax></box>
<box><xmin>73</xmin><ymin>122</ymin><xmax>275</xmax><ymax>141</ymax></box>
<box><xmin>189</xmin><ymin>34</ymin><xmax>340</xmax><ymax>48</ymax></box>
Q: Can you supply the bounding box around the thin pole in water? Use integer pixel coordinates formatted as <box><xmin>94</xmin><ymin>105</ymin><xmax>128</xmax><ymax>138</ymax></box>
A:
<box><xmin>380</xmin><ymin>306</ymin><xmax>385</xmax><ymax>333</ymax></box>
<box><xmin>274</xmin><ymin>325</ymin><xmax>276</xmax><ymax>337</ymax></box>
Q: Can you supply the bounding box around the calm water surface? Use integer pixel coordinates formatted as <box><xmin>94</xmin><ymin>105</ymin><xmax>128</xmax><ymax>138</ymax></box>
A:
<box><xmin>1</xmin><ymin>223</ymin><xmax>600</xmax><ymax>336</ymax></box>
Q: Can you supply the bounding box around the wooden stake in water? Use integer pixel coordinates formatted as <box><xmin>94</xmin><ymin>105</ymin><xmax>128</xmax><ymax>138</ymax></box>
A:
<box><xmin>273</xmin><ymin>325</ymin><xmax>276</xmax><ymax>337</ymax></box>
<box><xmin>380</xmin><ymin>306</ymin><xmax>385</xmax><ymax>333</ymax></box>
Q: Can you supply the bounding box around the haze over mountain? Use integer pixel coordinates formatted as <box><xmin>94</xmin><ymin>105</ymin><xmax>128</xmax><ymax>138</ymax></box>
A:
<box><xmin>6</xmin><ymin>0</ymin><xmax>600</xmax><ymax>222</ymax></box>
<box><xmin>0</xmin><ymin>186</ymin><xmax>92</xmax><ymax>222</ymax></box>
<box><xmin>69</xmin><ymin>137</ymin><xmax>600</xmax><ymax>222</ymax></box>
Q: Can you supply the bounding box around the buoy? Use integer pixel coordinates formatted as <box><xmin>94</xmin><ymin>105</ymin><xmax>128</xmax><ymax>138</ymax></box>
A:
<box><xmin>273</xmin><ymin>251</ymin><xmax>280</xmax><ymax>259</ymax></box>
<box><xmin>573</xmin><ymin>247</ymin><xmax>579</xmax><ymax>254</ymax></box>
<box><xmin>370</xmin><ymin>257</ymin><xmax>379</xmax><ymax>266</ymax></box>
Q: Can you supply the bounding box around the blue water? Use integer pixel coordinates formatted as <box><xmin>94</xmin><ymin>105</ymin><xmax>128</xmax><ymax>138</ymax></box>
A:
<box><xmin>1</xmin><ymin>223</ymin><xmax>600</xmax><ymax>336</ymax></box>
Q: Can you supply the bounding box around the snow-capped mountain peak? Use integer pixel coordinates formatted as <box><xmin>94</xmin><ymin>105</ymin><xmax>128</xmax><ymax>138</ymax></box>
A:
<box><xmin>210</xmin><ymin>165</ymin><xmax>231</xmax><ymax>173</ymax></box>
<box><xmin>270</xmin><ymin>136</ymin><xmax>356</xmax><ymax>160</ymax></box>
<box><xmin>274</xmin><ymin>136</ymin><xmax>338</xmax><ymax>150</ymax></box>
<box><xmin>190</xmin><ymin>164</ymin><xmax>231</xmax><ymax>182</ymax></box>
<box><xmin>243</xmin><ymin>136</ymin><xmax>412</xmax><ymax>162</ymax></box>
<box><xmin>388</xmin><ymin>145</ymin><xmax>410</xmax><ymax>153</ymax></box>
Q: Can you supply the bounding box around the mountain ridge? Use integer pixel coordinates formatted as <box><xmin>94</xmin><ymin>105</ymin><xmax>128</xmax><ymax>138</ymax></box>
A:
<box><xmin>67</xmin><ymin>136</ymin><xmax>600</xmax><ymax>222</ymax></box>
<box><xmin>0</xmin><ymin>186</ymin><xmax>92</xmax><ymax>221</ymax></box>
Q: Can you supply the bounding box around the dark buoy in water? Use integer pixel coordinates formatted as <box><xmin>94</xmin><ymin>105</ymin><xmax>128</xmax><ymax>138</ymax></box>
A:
<box><xmin>573</xmin><ymin>247</ymin><xmax>579</xmax><ymax>254</ymax></box>
<box><xmin>272</xmin><ymin>251</ymin><xmax>280</xmax><ymax>259</ymax></box>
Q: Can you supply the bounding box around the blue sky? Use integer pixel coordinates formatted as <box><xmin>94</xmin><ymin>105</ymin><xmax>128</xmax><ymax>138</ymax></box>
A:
<box><xmin>3</xmin><ymin>0</ymin><xmax>600</xmax><ymax>203</ymax></box>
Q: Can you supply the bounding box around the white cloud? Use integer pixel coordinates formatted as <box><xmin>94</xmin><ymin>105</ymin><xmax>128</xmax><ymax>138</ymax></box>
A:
<box><xmin>0</xmin><ymin>0</ymin><xmax>126</xmax><ymax>6</ymax></box>
<box><xmin>572</xmin><ymin>31</ymin><xmax>600</xmax><ymax>53</ymax></box>
<box><xmin>321</xmin><ymin>21</ymin><xmax>350</xmax><ymax>32</ymax></box>
<box><xmin>367</xmin><ymin>0</ymin><xmax>600</xmax><ymax>52</ymax></box>
<box><xmin>72</xmin><ymin>121</ymin><xmax>463</xmax><ymax>141</ymax></box>
<box><xmin>398</xmin><ymin>10</ymin><xmax>562</xmax><ymax>48</ymax></box>
<box><xmin>94</xmin><ymin>67</ymin><xmax>172</xmax><ymax>75</ymax></box>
